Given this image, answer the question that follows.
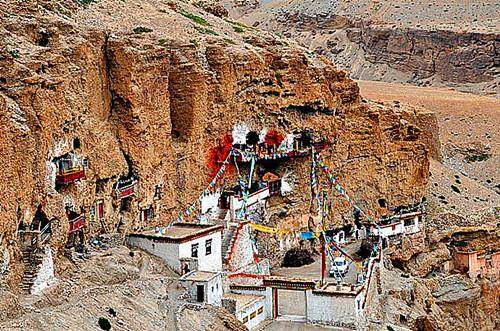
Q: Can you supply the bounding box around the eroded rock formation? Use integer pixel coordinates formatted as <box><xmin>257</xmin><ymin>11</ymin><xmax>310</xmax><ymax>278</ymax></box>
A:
<box><xmin>228</xmin><ymin>0</ymin><xmax>500</xmax><ymax>94</ymax></box>
<box><xmin>0</xmin><ymin>0</ymin><xmax>429</xmax><ymax>292</ymax></box>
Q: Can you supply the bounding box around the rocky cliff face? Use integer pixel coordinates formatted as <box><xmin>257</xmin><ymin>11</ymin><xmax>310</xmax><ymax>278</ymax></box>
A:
<box><xmin>0</xmin><ymin>0</ymin><xmax>428</xmax><ymax>289</ymax></box>
<box><xmin>229</xmin><ymin>0</ymin><xmax>500</xmax><ymax>94</ymax></box>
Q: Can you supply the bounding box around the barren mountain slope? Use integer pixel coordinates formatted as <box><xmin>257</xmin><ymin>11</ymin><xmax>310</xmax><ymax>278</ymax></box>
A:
<box><xmin>0</xmin><ymin>244</ymin><xmax>246</xmax><ymax>331</ymax></box>
<box><xmin>224</xmin><ymin>0</ymin><xmax>500</xmax><ymax>94</ymax></box>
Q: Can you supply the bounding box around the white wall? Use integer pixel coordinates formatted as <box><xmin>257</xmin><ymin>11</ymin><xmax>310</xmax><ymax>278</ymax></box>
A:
<box><xmin>229</xmin><ymin>188</ymin><xmax>270</xmax><ymax>214</ymax></box>
<box><xmin>373</xmin><ymin>222</ymin><xmax>405</xmax><ymax>238</ymax></box>
<box><xmin>237</xmin><ymin>298</ymin><xmax>267</xmax><ymax>330</ymax></box>
<box><xmin>182</xmin><ymin>274</ymin><xmax>223</xmax><ymax>306</ymax></box>
<box><xmin>127</xmin><ymin>236</ymin><xmax>181</xmax><ymax>273</ymax></box>
<box><xmin>32</xmin><ymin>246</ymin><xmax>56</xmax><ymax>295</ymax></box>
<box><xmin>230</xmin><ymin>287</ymin><xmax>273</xmax><ymax>319</ymax></box>
<box><xmin>179</xmin><ymin>231</ymin><xmax>223</xmax><ymax>272</ymax></box>
<box><xmin>200</xmin><ymin>190</ymin><xmax>221</xmax><ymax>214</ymax></box>
<box><xmin>306</xmin><ymin>290</ymin><xmax>357</xmax><ymax>327</ymax></box>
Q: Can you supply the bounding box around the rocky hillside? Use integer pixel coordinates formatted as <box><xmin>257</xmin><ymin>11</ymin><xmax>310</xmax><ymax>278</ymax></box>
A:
<box><xmin>0</xmin><ymin>0</ymin><xmax>429</xmax><ymax>284</ymax></box>
<box><xmin>225</xmin><ymin>0</ymin><xmax>500</xmax><ymax>94</ymax></box>
<box><xmin>0</xmin><ymin>244</ymin><xmax>246</xmax><ymax>330</ymax></box>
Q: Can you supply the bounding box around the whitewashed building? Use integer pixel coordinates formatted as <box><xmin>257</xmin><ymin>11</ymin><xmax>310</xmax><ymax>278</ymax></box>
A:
<box><xmin>223</xmin><ymin>293</ymin><xmax>268</xmax><ymax>330</ymax></box>
<box><xmin>180</xmin><ymin>270</ymin><xmax>223</xmax><ymax>306</ymax></box>
<box><xmin>126</xmin><ymin>223</ymin><xmax>223</xmax><ymax>274</ymax></box>
<box><xmin>372</xmin><ymin>211</ymin><xmax>423</xmax><ymax>238</ymax></box>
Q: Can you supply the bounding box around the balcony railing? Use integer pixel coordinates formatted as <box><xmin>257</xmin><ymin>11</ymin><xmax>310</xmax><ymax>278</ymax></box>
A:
<box><xmin>55</xmin><ymin>167</ymin><xmax>86</xmax><ymax>185</ymax></box>
<box><xmin>68</xmin><ymin>215</ymin><xmax>85</xmax><ymax>233</ymax></box>
<box><xmin>114</xmin><ymin>178</ymin><xmax>137</xmax><ymax>199</ymax></box>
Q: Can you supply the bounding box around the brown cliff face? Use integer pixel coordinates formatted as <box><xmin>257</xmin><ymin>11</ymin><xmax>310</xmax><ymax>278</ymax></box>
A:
<box><xmin>231</xmin><ymin>0</ymin><xmax>500</xmax><ymax>94</ymax></box>
<box><xmin>346</xmin><ymin>23</ymin><xmax>498</xmax><ymax>86</ymax></box>
<box><xmin>0</xmin><ymin>0</ymin><xmax>428</xmax><ymax>287</ymax></box>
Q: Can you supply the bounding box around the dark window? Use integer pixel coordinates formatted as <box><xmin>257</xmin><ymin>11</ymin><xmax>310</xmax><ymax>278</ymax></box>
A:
<box><xmin>73</xmin><ymin>137</ymin><xmax>81</xmax><ymax>149</ymax></box>
<box><xmin>243</xmin><ymin>316</ymin><xmax>248</xmax><ymax>323</ymax></box>
<box><xmin>378</xmin><ymin>198</ymin><xmax>387</xmax><ymax>208</ymax></box>
<box><xmin>257</xmin><ymin>307</ymin><xmax>263</xmax><ymax>315</ymax></box>
<box><xmin>154</xmin><ymin>185</ymin><xmax>162</xmax><ymax>200</ymax></box>
<box><xmin>205</xmin><ymin>239</ymin><xmax>212</xmax><ymax>255</ymax></box>
<box><xmin>250</xmin><ymin>311</ymin><xmax>256</xmax><ymax>319</ymax></box>
<box><xmin>191</xmin><ymin>243</ymin><xmax>199</xmax><ymax>258</ymax></box>
<box><xmin>404</xmin><ymin>219</ymin><xmax>415</xmax><ymax>227</ymax></box>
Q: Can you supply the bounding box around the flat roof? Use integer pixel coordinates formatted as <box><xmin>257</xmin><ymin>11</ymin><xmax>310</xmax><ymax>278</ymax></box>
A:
<box><xmin>128</xmin><ymin>223</ymin><xmax>223</xmax><ymax>243</ymax></box>
<box><xmin>313</xmin><ymin>283</ymin><xmax>359</xmax><ymax>296</ymax></box>
<box><xmin>180</xmin><ymin>270</ymin><xmax>220</xmax><ymax>282</ymax></box>
<box><xmin>224</xmin><ymin>293</ymin><xmax>265</xmax><ymax>311</ymax></box>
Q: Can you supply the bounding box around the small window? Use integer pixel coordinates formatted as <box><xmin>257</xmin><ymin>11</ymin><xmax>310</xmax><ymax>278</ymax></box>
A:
<box><xmin>250</xmin><ymin>311</ymin><xmax>256</xmax><ymax>319</ymax></box>
<box><xmin>154</xmin><ymin>184</ymin><xmax>162</xmax><ymax>200</ymax></box>
<box><xmin>257</xmin><ymin>307</ymin><xmax>263</xmax><ymax>315</ymax></box>
<box><xmin>205</xmin><ymin>239</ymin><xmax>212</xmax><ymax>255</ymax></box>
<box><xmin>404</xmin><ymin>219</ymin><xmax>415</xmax><ymax>227</ymax></box>
<box><xmin>211</xmin><ymin>286</ymin><xmax>214</xmax><ymax>292</ymax></box>
<box><xmin>242</xmin><ymin>316</ymin><xmax>248</xmax><ymax>323</ymax></box>
<box><xmin>73</xmin><ymin>137</ymin><xmax>81</xmax><ymax>149</ymax></box>
<box><xmin>191</xmin><ymin>243</ymin><xmax>199</xmax><ymax>258</ymax></box>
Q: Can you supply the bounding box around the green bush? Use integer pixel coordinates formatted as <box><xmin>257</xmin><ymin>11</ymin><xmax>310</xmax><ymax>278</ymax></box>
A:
<box><xmin>194</xmin><ymin>26</ymin><xmax>218</xmax><ymax>36</ymax></box>
<box><xmin>133</xmin><ymin>26</ymin><xmax>153</xmax><ymax>34</ymax></box>
<box><xmin>465</xmin><ymin>152</ymin><xmax>490</xmax><ymax>163</ymax></box>
<box><xmin>158</xmin><ymin>38</ymin><xmax>167</xmax><ymax>45</ymax></box>
<box><xmin>233</xmin><ymin>26</ymin><xmax>244</xmax><ymax>33</ymax></box>
<box><xmin>180</xmin><ymin>11</ymin><xmax>209</xmax><ymax>26</ymax></box>
<box><xmin>9</xmin><ymin>49</ymin><xmax>20</xmax><ymax>59</ymax></box>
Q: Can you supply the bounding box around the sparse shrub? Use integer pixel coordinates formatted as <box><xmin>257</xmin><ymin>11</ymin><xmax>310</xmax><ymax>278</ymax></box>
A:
<box><xmin>451</xmin><ymin>185</ymin><xmax>461</xmax><ymax>194</ymax></box>
<box><xmin>193</xmin><ymin>26</ymin><xmax>218</xmax><ymax>36</ymax></box>
<box><xmin>180</xmin><ymin>11</ymin><xmax>209</xmax><ymax>26</ymax></box>
<box><xmin>233</xmin><ymin>25</ymin><xmax>244</xmax><ymax>33</ymax></box>
<box><xmin>133</xmin><ymin>26</ymin><xmax>153</xmax><ymax>34</ymax></box>
<box><xmin>98</xmin><ymin>317</ymin><xmax>111</xmax><ymax>331</ymax></box>
<box><xmin>8</xmin><ymin>49</ymin><xmax>20</xmax><ymax>59</ymax></box>
<box><xmin>189</xmin><ymin>39</ymin><xmax>199</xmax><ymax>47</ymax></box>
<box><xmin>158</xmin><ymin>38</ymin><xmax>167</xmax><ymax>45</ymax></box>
<box><xmin>79</xmin><ymin>0</ymin><xmax>95</xmax><ymax>4</ymax></box>
<box><xmin>224</xmin><ymin>38</ymin><xmax>236</xmax><ymax>45</ymax></box>
<box><xmin>465</xmin><ymin>152</ymin><xmax>490</xmax><ymax>163</ymax></box>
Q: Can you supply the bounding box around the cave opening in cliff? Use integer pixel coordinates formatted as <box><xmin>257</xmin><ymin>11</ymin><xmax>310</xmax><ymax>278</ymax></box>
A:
<box><xmin>281</xmin><ymin>102</ymin><xmax>334</xmax><ymax>115</ymax></box>
<box><xmin>378</xmin><ymin>198</ymin><xmax>387</xmax><ymax>208</ymax></box>
<box><xmin>120</xmin><ymin>196</ymin><xmax>133</xmax><ymax>213</ymax></box>
<box><xmin>37</xmin><ymin>31</ymin><xmax>50</xmax><ymax>47</ymax></box>
<box><xmin>31</xmin><ymin>205</ymin><xmax>50</xmax><ymax>232</ymax></box>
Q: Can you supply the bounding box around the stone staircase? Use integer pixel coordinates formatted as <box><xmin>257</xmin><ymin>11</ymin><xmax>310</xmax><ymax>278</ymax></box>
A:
<box><xmin>222</xmin><ymin>223</ymin><xmax>237</xmax><ymax>262</ymax></box>
<box><xmin>20</xmin><ymin>247</ymin><xmax>44</xmax><ymax>293</ymax></box>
